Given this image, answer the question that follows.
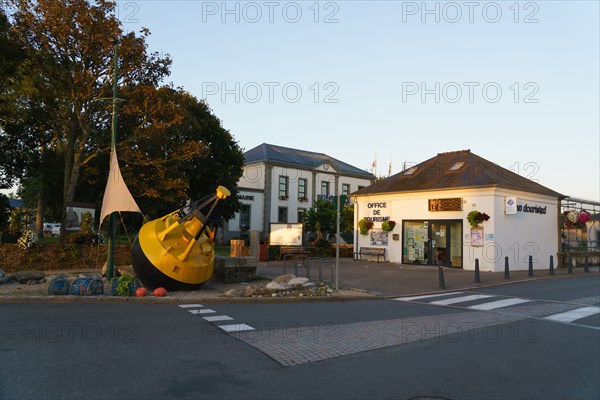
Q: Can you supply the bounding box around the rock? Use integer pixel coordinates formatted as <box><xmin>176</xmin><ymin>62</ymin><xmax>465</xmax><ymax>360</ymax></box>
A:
<box><xmin>0</xmin><ymin>268</ymin><xmax>5</xmax><ymax>278</ymax></box>
<box><xmin>327</xmin><ymin>288</ymin><xmax>334</xmax><ymax>294</ymax></box>
<box><xmin>266</xmin><ymin>281</ymin><xmax>292</xmax><ymax>291</ymax></box>
<box><xmin>14</xmin><ymin>271</ymin><xmax>45</xmax><ymax>284</ymax></box>
<box><xmin>288</xmin><ymin>277</ymin><xmax>309</xmax><ymax>286</ymax></box>
<box><xmin>272</xmin><ymin>274</ymin><xmax>296</xmax><ymax>284</ymax></box>
<box><xmin>223</xmin><ymin>286</ymin><xmax>255</xmax><ymax>297</ymax></box>
<box><xmin>302</xmin><ymin>282</ymin><xmax>316</xmax><ymax>289</ymax></box>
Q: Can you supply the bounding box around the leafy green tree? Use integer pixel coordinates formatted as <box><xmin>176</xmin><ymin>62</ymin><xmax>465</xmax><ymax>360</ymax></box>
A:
<box><xmin>303</xmin><ymin>199</ymin><xmax>337</xmax><ymax>235</ymax></box>
<box><xmin>3</xmin><ymin>0</ymin><xmax>171</xmax><ymax>239</ymax></box>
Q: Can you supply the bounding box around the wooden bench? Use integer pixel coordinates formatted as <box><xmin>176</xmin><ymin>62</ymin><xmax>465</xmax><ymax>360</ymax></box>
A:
<box><xmin>279</xmin><ymin>245</ymin><xmax>311</xmax><ymax>260</ymax></box>
<box><xmin>355</xmin><ymin>247</ymin><xmax>387</xmax><ymax>263</ymax></box>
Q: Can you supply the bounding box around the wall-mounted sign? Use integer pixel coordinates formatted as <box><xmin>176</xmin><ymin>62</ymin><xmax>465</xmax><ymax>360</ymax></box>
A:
<box><xmin>428</xmin><ymin>198</ymin><xmax>462</xmax><ymax>212</ymax></box>
<box><xmin>237</xmin><ymin>194</ymin><xmax>255</xmax><ymax>201</ymax></box>
<box><xmin>365</xmin><ymin>201</ymin><xmax>390</xmax><ymax>222</ymax></box>
<box><xmin>517</xmin><ymin>202</ymin><xmax>547</xmax><ymax>215</ymax></box>
<box><xmin>505</xmin><ymin>197</ymin><xmax>517</xmax><ymax>214</ymax></box>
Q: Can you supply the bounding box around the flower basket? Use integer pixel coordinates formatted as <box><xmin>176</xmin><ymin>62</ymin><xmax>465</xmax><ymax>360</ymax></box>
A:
<box><xmin>467</xmin><ymin>210</ymin><xmax>490</xmax><ymax>228</ymax></box>
<box><xmin>359</xmin><ymin>218</ymin><xmax>374</xmax><ymax>235</ymax></box>
<box><xmin>562</xmin><ymin>210</ymin><xmax>591</xmax><ymax>230</ymax></box>
<box><xmin>381</xmin><ymin>220</ymin><xmax>396</xmax><ymax>232</ymax></box>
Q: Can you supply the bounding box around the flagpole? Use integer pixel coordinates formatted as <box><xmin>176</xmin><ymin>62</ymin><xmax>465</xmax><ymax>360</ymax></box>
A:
<box><xmin>106</xmin><ymin>36</ymin><xmax>119</xmax><ymax>280</ymax></box>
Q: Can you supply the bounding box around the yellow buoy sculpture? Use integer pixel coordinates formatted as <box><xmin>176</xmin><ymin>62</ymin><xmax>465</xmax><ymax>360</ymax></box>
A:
<box><xmin>131</xmin><ymin>186</ymin><xmax>230</xmax><ymax>291</ymax></box>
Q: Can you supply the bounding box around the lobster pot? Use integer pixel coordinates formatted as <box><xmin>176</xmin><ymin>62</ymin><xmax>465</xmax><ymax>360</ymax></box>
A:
<box><xmin>70</xmin><ymin>278</ymin><xmax>104</xmax><ymax>296</ymax></box>
<box><xmin>47</xmin><ymin>277</ymin><xmax>70</xmax><ymax>295</ymax></box>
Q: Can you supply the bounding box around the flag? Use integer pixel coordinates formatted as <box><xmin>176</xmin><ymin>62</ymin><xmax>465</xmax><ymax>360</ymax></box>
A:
<box><xmin>100</xmin><ymin>147</ymin><xmax>142</xmax><ymax>225</ymax></box>
<box><xmin>388</xmin><ymin>158</ymin><xmax>392</xmax><ymax>176</ymax></box>
<box><xmin>371</xmin><ymin>158</ymin><xmax>377</xmax><ymax>170</ymax></box>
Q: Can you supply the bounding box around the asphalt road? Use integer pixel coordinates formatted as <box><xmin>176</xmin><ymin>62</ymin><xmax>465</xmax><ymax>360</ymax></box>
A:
<box><xmin>1</xmin><ymin>275</ymin><xmax>598</xmax><ymax>400</ymax></box>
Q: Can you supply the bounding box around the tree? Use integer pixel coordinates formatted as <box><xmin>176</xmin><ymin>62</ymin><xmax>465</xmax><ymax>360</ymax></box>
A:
<box><xmin>76</xmin><ymin>85</ymin><xmax>244</xmax><ymax>222</ymax></box>
<box><xmin>4</xmin><ymin>0</ymin><xmax>171</xmax><ymax>239</ymax></box>
<box><xmin>303</xmin><ymin>199</ymin><xmax>337</xmax><ymax>236</ymax></box>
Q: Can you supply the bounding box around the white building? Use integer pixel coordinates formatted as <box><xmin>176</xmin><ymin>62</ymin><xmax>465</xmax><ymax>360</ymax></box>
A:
<box><xmin>352</xmin><ymin>150</ymin><xmax>565</xmax><ymax>272</ymax></box>
<box><xmin>225</xmin><ymin>143</ymin><xmax>375</xmax><ymax>241</ymax></box>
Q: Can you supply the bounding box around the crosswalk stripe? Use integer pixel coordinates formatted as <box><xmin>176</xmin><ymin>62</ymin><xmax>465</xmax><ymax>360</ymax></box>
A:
<box><xmin>544</xmin><ymin>307</ymin><xmax>600</xmax><ymax>323</ymax></box>
<box><xmin>394</xmin><ymin>292</ymin><xmax>464</xmax><ymax>302</ymax></box>
<box><xmin>430</xmin><ymin>294</ymin><xmax>496</xmax><ymax>306</ymax></box>
<box><xmin>178</xmin><ymin>304</ymin><xmax>204</xmax><ymax>308</ymax></box>
<box><xmin>203</xmin><ymin>315</ymin><xmax>234</xmax><ymax>322</ymax></box>
<box><xmin>187</xmin><ymin>309</ymin><xmax>216</xmax><ymax>315</ymax></box>
<box><xmin>467</xmin><ymin>298</ymin><xmax>531</xmax><ymax>310</ymax></box>
<box><xmin>218</xmin><ymin>324</ymin><xmax>255</xmax><ymax>333</ymax></box>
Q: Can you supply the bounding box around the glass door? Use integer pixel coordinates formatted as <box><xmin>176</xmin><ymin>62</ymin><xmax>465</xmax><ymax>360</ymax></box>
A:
<box><xmin>429</xmin><ymin>221</ymin><xmax>462</xmax><ymax>267</ymax></box>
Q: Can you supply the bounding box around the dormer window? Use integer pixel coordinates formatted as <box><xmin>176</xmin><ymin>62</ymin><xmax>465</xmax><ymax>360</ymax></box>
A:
<box><xmin>449</xmin><ymin>161</ymin><xmax>465</xmax><ymax>171</ymax></box>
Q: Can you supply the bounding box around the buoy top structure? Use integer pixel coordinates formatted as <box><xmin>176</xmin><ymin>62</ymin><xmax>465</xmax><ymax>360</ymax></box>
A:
<box><xmin>131</xmin><ymin>186</ymin><xmax>231</xmax><ymax>291</ymax></box>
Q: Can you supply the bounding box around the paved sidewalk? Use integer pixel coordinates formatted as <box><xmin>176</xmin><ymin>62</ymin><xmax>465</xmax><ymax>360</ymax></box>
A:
<box><xmin>1</xmin><ymin>259</ymin><xmax>598</xmax><ymax>303</ymax></box>
<box><xmin>258</xmin><ymin>258</ymin><xmax>600</xmax><ymax>298</ymax></box>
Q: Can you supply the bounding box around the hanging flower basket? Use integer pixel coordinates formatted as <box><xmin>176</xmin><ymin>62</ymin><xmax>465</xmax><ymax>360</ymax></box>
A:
<box><xmin>358</xmin><ymin>218</ymin><xmax>374</xmax><ymax>235</ymax></box>
<box><xmin>467</xmin><ymin>210</ymin><xmax>490</xmax><ymax>228</ymax></box>
<box><xmin>381</xmin><ymin>220</ymin><xmax>396</xmax><ymax>232</ymax></box>
<box><xmin>562</xmin><ymin>210</ymin><xmax>591</xmax><ymax>230</ymax></box>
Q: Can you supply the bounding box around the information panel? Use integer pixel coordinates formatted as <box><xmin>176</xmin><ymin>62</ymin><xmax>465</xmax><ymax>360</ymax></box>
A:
<box><xmin>269</xmin><ymin>223</ymin><xmax>303</xmax><ymax>246</ymax></box>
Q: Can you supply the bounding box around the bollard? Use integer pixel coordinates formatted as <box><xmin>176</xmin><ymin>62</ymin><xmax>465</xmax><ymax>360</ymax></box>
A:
<box><xmin>504</xmin><ymin>256</ymin><xmax>510</xmax><ymax>279</ymax></box>
<box><xmin>438</xmin><ymin>266</ymin><xmax>446</xmax><ymax>289</ymax></box>
<box><xmin>549</xmin><ymin>255</ymin><xmax>554</xmax><ymax>276</ymax></box>
<box><xmin>528</xmin><ymin>255</ymin><xmax>533</xmax><ymax>277</ymax></box>
<box><xmin>474</xmin><ymin>258</ymin><xmax>481</xmax><ymax>283</ymax></box>
<box><xmin>568</xmin><ymin>256</ymin><xmax>573</xmax><ymax>274</ymax></box>
<box><xmin>584</xmin><ymin>256</ymin><xmax>589</xmax><ymax>273</ymax></box>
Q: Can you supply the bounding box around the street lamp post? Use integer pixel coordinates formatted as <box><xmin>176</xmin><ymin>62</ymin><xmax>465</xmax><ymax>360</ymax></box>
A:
<box><xmin>106</xmin><ymin>36</ymin><xmax>119</xmax><ymax>280</ymax></box>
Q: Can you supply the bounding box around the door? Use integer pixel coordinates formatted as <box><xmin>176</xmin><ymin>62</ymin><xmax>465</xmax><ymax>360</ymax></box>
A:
<box><xmin>429</xmin><ymin>221</ymin><xmax>463</xmax><ymax>267</ymax></box>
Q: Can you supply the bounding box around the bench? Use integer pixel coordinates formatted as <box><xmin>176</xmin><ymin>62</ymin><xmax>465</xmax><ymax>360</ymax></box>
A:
<box><xmin>279</xmin><ymin>245</ymin><xmax>311</xmax><ymax>260</ymax></box>
<box><xmin>355</xmin><ymin>247</ymin><xmax>387</xmax><ymax>263</ymax></box>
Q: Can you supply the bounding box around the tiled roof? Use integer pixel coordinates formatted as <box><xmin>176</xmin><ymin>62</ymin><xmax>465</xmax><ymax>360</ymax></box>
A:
<box><xmin>244</xmin><ymin>143</ymin><xmax>375</xmax><ymax>179</ymax></box>
<box><xmin>353</xmin><ymin>150</ymin><xmax>564</xmax><ymax>198</ymax></box>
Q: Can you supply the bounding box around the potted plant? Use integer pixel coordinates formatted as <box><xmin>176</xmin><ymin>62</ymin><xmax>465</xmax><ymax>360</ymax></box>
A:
<box><xmin>358</xmin><ymin>218</ymin><xmax>374</xmax><ymax>235</ymax></box>
<box><xmin>381</xmin><ymin>220</ymin><xmax>396</xmax><ymax>232</ymax></box>
<box><xmin>467</xmin><ymin>210</ymin><xmax>490</xmax><ymax>227</ymax></box>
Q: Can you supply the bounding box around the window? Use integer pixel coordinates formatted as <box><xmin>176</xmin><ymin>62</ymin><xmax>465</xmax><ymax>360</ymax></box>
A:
<box><xmin>298</xmin><ymin>178</ymin><xmax>307</xmax><ymax>201</ymax></box>
<box><xmin>278</xmin><ymin>207</ymin><xmax>288</xmax><ymax>223</ymax></box>
<box><xmin>321</xmin><ymin>181</ymin><xmax>330</xmax><ymax>196</ymax></box>
<box><xmin>279</xmin><ymin>176</ymin><xmax>289</xmax><ymax>199</ymax></box>
<box><xmin>404</xmin><ymin>167</ymin><xmax>418</xmax><ymax>175</ymax></box>
<box><xmin>342</xmin><ymin>183</ymin><xmax>350</xmax><ymax>196</ymax></box>
<box><xmin>449</xmin><ymin>161</ymin><xmax>465</xmax><ymax>171</ymax></box>
<box><xmin>297</xmin><ymin>208</ymin><xmax>306</xmax><ymax>223</ymax></box>
<box><xmin>239</xmin><ymin>205</ymin><xmax>250</xmax><ymax>231</ymax></box>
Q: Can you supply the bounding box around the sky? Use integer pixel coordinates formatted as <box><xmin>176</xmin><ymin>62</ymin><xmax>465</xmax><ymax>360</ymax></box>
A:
<box><xmin>5</xmin><ymin>1</ymin><xmax>598</xmax><ymax>201</ymax></box>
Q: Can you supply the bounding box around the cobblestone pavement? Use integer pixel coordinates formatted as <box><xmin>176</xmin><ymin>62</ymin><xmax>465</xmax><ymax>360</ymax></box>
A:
<box><xmin>233</xmin><ymin>310</ymin><xmax>523</xmax><ymax>366</ymax></box>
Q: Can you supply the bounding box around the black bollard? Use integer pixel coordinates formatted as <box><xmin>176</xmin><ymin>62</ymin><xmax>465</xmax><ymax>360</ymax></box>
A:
<box><xmin>438</xmin><ymin>266</ymin><xmax>446</xmax><ymax>289</ymax></box>
<box><xmin>504</xmin><ymin>256</ymin><xmax>510</xmax><ymax>280</ymax></box>
<box><xmin>568</xmin><ymin>256</ymin><xmax>573</xmax><ymax>274</ymax></box>
<box><xmin>475</xmin><ymin>258</ymin><xmax>481</xmax><ymax>283</ymax></box>
<box><xmin>584</xmin><ymin>256</ymin><xmax>589</xmax><ymax>273</ymax></box>
<box><xmin>549</xmin><ymin>255</ymin><xmax>554</xmax><ymax>276</ymax></box>
<box><xmin>528</xmin><ymin>255</ymin><xmax>533</xmax><ymax>277</ymax></box>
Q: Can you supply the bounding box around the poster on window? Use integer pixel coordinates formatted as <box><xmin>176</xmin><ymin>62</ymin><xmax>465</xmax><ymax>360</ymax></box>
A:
<box><xmin>470</xmin><ymin>227</ymin><xmax>484</xmax><ymax>247</ymax></box>
<box><xmin>370</xmin><ymin>230</ymin><xmax>389</xmax><ymax>246</ymax></box>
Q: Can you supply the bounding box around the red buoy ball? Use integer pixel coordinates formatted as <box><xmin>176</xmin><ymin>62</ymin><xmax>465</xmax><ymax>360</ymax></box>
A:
<box><xmin>135</xmin><ymin>287</ymin><xmax>147</xmax><ymax>297</ymax></box>
<box><xmin>153</xmin><ymin>287</ymin><xmax>168</xmax><ymax>297</ymax></box>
